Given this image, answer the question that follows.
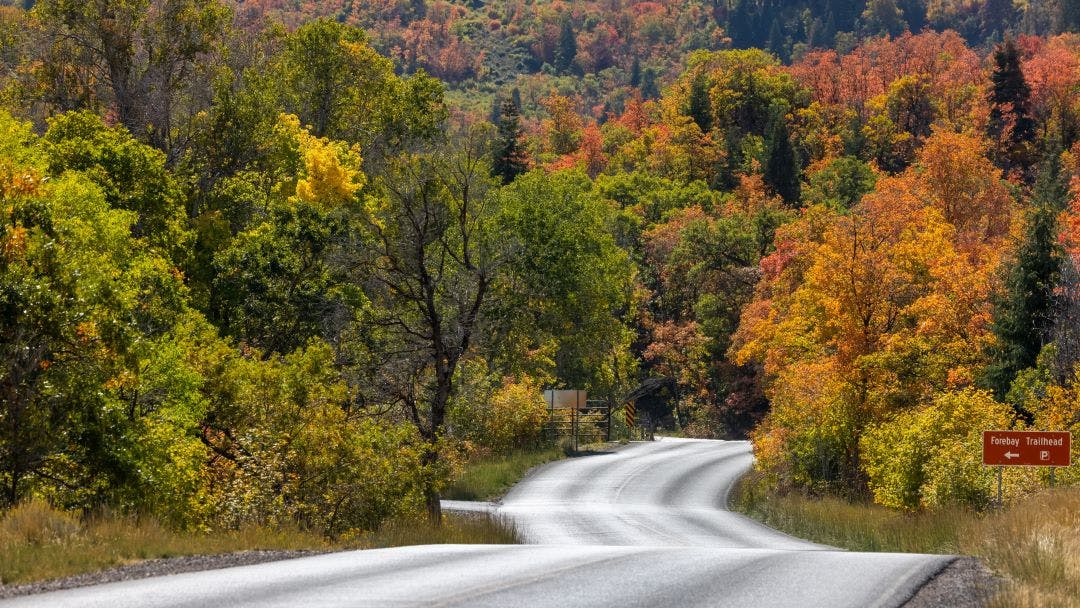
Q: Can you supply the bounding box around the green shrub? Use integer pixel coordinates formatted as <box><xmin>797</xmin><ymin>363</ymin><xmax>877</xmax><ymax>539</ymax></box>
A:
<box><xmin>860</xmin><ymin>388</ymin><xmax>1015</xmax><ymax>510</ymax></box>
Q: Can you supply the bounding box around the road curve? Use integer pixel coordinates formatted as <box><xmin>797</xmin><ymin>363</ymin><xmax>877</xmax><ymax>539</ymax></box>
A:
<box><xmin>0</xmin><ymin>438</ymin><xmax>954</xmax><ymax>608</ymax></box>
<box><xmin>498</xmin><ymin>437</ymin><xmax>817</xmax><ymax>548</ymax></box>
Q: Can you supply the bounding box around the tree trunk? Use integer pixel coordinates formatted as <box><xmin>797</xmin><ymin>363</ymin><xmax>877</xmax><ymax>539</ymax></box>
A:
<box><xmin>7</xmin><ymin>465</ymin><xmax>19</xmax><ymax>507</ymax></box>
<box><xmin>422</xmin><ymin>446</ymin><xmax>442</xmax><ymax>525</ymax></box>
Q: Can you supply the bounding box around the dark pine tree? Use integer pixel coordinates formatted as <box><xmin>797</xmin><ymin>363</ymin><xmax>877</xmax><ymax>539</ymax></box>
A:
<box><xmin>629</xmin><ymin>57</ymin><xmax>641</xmax><ymax>87</ymax></box>
<box><xmin>489</xmin><ymin>95</ymin><xmax>503</xmax><ymax>125</ymax></box>
<box><xmin>688</xmin><ymin>72</ymin><xmax>713</xmax><ymax>133</ymax></box>
<box><xmin>983</xmin><ymin>146</ymin><xmax>1068</xmax><ymax>413</ymax></box>
<box><xmin>713</xmin><ymin>127</ymin><xmax>743</xmax><ymax>190</ymax></box>
<box><xmin>493</xmin><ymin>98</ymin><xmax>528</xmax><ymax>184</ymax></box>
<box><xmin>641</xmin><ymin>68</ymin><xmax>661</xmax><ymax>100</ymax></box>
<box><xmin>763</xmin><ymin>111</ymin><xmax>801</xmax><ymax>205</ymax></box>
<box><xmin>988</xmin><ymin>38</ymin><xmax>1036</xmax><ymax>174</ymax></box>
<box><xmin>828</xmin><ymin>0</ymin><xmax>865</xmax><ymax>32</ymax></box>
<box><xmin>768</xmin><ymin>17</ymin><xmax>787</xmax><ymax>62</ymax></box>
<box><xmin>820</xmin><ymin>11</ymin><xmax>837</xmax><ymax>47</ymax></box>
<box><xmin>1061</xmin><ymin>0</ymin><xmax>1080</xmax><ymax>32</ymax></box>
<box><xmin>898</xmin><ymin>0</ymin><xmax>926</xmax><ymax>31</ymax></box>
<box><xmin>979</xmin><ymin>0</ymin><xmax>1016</xmax><ymax>39</ymax></box>
<box><xmin>728</xmin><ymin>0</ymin><xmax>757</xmax><ymax>48</ymax></box>
<box><xmin>554</xmin><ymin>19</ymin><xmax>577</xmax><ymax>75</ymax></box>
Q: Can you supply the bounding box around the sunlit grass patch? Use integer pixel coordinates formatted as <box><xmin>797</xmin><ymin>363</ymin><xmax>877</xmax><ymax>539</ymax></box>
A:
<box><xmin>732</xmin><ymin>474</ymin><xmax>1080</xmax><ymax>607</ymax></box>
<box><xmin>0</xmin><ymin>501</ymin><xmax>519</xmax><ymax>588</ymax></box>
<box><xmin>731</xmin><ymin>475</ymin><xmax>968</xmax><ymax>553</ymax></box>
<box><xmin>0</xmin><ymin>500</ymin><xmax>327</xmax><ymax>586</ymax></box>
<box><xmin>969</xmin><ymin>489</ymin><xmax>1080</xmax><ymax>608</ymax></box>
<box><xmin>357</xmin><ymin>513</ymin><xmax>519</xmax><ymax>548</ymax></box>
<box><xmin>443</xmin><ymin>445</ymin><xmax>569</xmax><ymax>501</ymax></box>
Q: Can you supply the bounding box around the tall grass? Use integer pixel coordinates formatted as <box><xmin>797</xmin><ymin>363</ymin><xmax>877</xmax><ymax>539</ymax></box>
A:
<box><xmin>967</xmin><ymin>489</ymin><xmax>1080</xmax><ymax>608</ymax></box>
<box><xmin>444</xmin><ymin>445</ymin><xmax>568</xmax><ymax>501</ymax></box>
<box><xmin>357</xmin><ymin>513</ymin><xmax>518</xmax><ymax>548</ymax></box>
<box><xmin>0</xmin><ymin>501</ymin><xmax>520</xmax><ymax>587</ymax></box>
<box><xmin>731</xmin><ymin>474</ymin><xmax>968</xmax><ymax>554</ymax></box>
<box><xmin>0</xmin><ymin>500</ymin><xmax>328</xmax><ymax>586</ymax></box>
<box><xmin>732</xmin><ymin>474</ymin><xmax>1080</xmax><ymax>607</ymax></box>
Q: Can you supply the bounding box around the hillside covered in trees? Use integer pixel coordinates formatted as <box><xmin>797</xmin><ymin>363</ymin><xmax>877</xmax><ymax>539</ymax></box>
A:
<box><xmin>220</xmin><ymin>0</ymin><xmax>1080</xmax><ymax>118</ymax></box>
<box><xmin>1</xmin><ymin>0</ymin><xmax>1080</xmax><ymax>537</ymax></box>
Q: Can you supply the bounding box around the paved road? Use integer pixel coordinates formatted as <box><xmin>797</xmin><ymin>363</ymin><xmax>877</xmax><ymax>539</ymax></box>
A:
<box><xmin>0</xmin><ymin>438</ymin><xmax>954</xmax><ymax>607</ymax></box>
<box><xmin>497</xmin><ymin>438</ymin><xmax>816</xmax><ymax>548</ymax></box>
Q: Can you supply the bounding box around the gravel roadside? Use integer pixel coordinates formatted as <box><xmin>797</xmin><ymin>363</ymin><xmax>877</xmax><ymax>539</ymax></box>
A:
<box><xmin>0</xmin><ymin>550</ymin><xmax>325</xmax><ymax>600</ymax></box>
<box><xmin>902</xmin><ymin>557</ymin><xmax>1001</xmax><ymax>608</ymax></box>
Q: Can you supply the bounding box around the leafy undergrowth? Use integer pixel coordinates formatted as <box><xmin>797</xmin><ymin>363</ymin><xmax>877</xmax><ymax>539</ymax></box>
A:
<box><xmin>732</xmin><ymin>474</ymin><xmax>1080</xmax><ymax>607</ymax></box>
<box><xmin>0</xmin><ymin>500</ymin><xmax>518</xmax><ymax>586</ymax></box>
<box><xmin>443</xmin><ymin>445</ymin><xmax>570</xmax><ymax>501</ymax></box>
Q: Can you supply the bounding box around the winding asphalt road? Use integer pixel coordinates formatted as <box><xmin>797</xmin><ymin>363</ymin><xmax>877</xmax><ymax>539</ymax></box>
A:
<box><xmin>0</xmin><ymin>438</ymin><xmax>954</xmax><ymax>607</ymax></box>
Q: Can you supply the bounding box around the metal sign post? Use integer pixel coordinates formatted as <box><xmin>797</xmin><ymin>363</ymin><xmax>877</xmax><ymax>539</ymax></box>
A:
<box><xmin>572</xmin><ymin>395</ymin><xmax>579</xmax><ymax>453</ymax></box>
<box><xmin>997</xmin><ymin>466</ymin><xmax>1003</xmax><ymax>509</ymax></box>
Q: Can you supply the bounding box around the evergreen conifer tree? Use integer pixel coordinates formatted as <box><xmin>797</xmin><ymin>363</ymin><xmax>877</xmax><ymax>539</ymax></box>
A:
<box><xmin>988</xmin><ymin>38</ymin><xmax>1036</xmax><ymax>173</ymax></box>
<box><xmin>729</xmin><ymin>0</ymin><xmax>757</xmax><ymax>48</ymax></box>
<box><xmin>764</xmin><ymin>111</ymin><xmax>801</xmax><ymax>205</ymax></box>
<box><xmin>1061</xmin><ymin>0</ymin><xmax>1080</xmax><ymax>32</ymax></box>
<box><xmin>688</xmin><ymin>72</ymin><xmax>712</xmax><ymax>133</ymax></box>
<box><xmin>768</xmin><ymin>18</ymin><xmax>787</xmax><ymax>62</ymax></box>
<box><xmin>979</xmin><ymin>0</ymin><xmax>1016</xmax><ymax>39</ymax></box>
<box><xmin>493</xmin><ymin>98</ymin><xmax>528</xmax><ymax>184</ymax></box>
<box><xmin>641</xmin><ymin>68</ymin><xmax>661</xmax><ymax>100</ymax></box>
<box><xmin>984</xmin><ymin>147</ymin><xmax>1068</xmax><ymax>410</ymax></box>
<box><xmin>555</xmin><ymin>19</ymin><xmax>577</xmax><ymax>75</ymax></box>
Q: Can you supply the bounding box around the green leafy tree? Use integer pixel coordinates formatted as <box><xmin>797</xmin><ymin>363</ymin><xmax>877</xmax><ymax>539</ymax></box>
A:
<box><xmin>275</xmin><ymin>18</ymin><xmax>446</xmax><ymax>153</ymax></box>
<box><xmin>804</xmin><ymin>156</ymin><xmax>878</xmax><ymax>210</ymax></box>
<box><xmin>33</xmin><ymin>0</ymin><xmax>230</xmax><ymax>158</ymax></box>
<box><xmin>489</xmin><ymin>170</ymin><xmax>636</xmax><ymax>394</ymax></box>
<box><xmin>352</xmin><ymin>128</ymin><xmax>502</xmax><ymax>523</ymax></box>
<box><xmin>212</xmin><ymin>203</ymin><xmax>346</xmax><ymax>355</ymax></box>
<box><xmin>0</xmin><ymin>111</ymin><xmax>196</xmax><ymax>511</ymax></box>
<box><xmin>41</xmin><ymin>111</ymin><xmax>189</xmax><ymax>257</ymax></box>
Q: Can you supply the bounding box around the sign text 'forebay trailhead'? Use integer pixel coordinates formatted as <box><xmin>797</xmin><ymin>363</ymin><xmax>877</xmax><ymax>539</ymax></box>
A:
<box><xmin>982</xmin><ymin>430</ymin><xmax>1072</xmax><ymax>467</ymax></box>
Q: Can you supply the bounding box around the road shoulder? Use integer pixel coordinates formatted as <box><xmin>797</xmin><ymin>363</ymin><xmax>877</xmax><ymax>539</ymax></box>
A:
<box><xmin>901</xmin><ymin>557</ymin><xmax>1000</xmax><ymax>608</ymax></box>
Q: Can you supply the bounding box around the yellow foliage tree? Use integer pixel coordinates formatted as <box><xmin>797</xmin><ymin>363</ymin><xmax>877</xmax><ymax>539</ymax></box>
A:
<box><xmin>731</xmin><ymin>133</ymin><xmax>1012</xmax><ymax>500</ymax></box>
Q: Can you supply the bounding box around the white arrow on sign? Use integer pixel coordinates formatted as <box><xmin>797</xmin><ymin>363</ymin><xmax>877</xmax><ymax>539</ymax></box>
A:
<box><xmin>1005</xmin><ymin>452</ymin><xmax>1019</xmax><ymax>459</ymax></box>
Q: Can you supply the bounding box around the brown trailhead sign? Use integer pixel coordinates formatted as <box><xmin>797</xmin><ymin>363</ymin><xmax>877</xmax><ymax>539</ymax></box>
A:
<box><xmin>982</xmin><ymin>430</ymin><xmax>1072</xmax><ymax>467</ymax></box>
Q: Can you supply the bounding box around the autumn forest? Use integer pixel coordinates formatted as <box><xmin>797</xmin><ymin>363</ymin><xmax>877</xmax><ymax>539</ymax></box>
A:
<box><xmin>1</xmin><ymin>0</ymin><xmax>1080</xmax><ymax>536</ymax></box>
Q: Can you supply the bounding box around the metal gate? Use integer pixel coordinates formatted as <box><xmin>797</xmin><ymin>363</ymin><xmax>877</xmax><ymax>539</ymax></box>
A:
<box><xmin>542</xmin><ymin>391</ymin><xmax>611</xmax><ymax>450</ymax></box>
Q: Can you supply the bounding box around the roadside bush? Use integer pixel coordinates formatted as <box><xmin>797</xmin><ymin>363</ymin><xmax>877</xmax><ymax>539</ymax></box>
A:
<box><xmin>202</xmin><ymin>341</ymin><xmax>427</xmax><ymax>537</ymax></box>
<box><xmin>450</xmin><ymin>361</ymin><xmax>549</xmax><ymax>453</ymax></box>
<box><xmin>484</xmin><ymin>380</ymin><xmax>550</xmax><ymax>452</ymax></box>
<box><xmin>861</xmin><ymin>389</ymin><xmax>1017</xmax><ymax>510</ymax></box>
